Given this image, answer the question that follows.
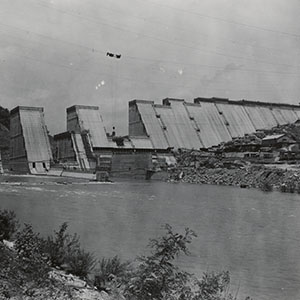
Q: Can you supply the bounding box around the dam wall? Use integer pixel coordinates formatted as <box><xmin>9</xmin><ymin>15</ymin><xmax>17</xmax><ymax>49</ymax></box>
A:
<box><xmin>10</xmin><ymin>106</ymin><xmax>52</xmax><ymax>173</ymax></box>
<box><xmin>129</xmin><ymin>97</ymin><xmax>300</xmax><ymax>149</ymax></box>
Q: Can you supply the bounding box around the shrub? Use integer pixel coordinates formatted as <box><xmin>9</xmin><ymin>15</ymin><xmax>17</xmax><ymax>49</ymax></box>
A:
<box><xmin>123</xmin><ymin>224</ymin><xmax>197</xmax><ymax>300</ymax></box>
<box><xmin>122</xmin><ymin>224</ymin><xmax>237</xmax><ymax>300</ymax></box>
<box><xmin>94</xmin><ymin>256</ymin><xmax>130</xmax><ymax>292</ymax></box>
<box><xmin>0</xmin><ymin>241</ymin><xmax>14</xmax><ymax>272</ymax></box>
<box><xmin>280</xmin><ymin>182</ymin><xmax>296</xmax><ymax>193</ymax></box>
<box><xmin>0</xmin><ymin>209</ymin><xmax>19</xmax><ymax>241</ymax></box>
<box><xmin>67</xmin><ymin>247</ymin><xmax>96</xmax><ymax>279</ymax></box>
<box><xmin>280</xmin><ymin>183</ymin><xmax>287</xmax><ymax>193</ymax></box>
<box><xmin>43</xmin><ymin>222</ymin><xmax>77</xmax><ymax>267</ymax></box>
<box><xmin>193</xmin><ymin>271</ymin><xmax>231</xmax><ymax>300</ymax></box>
<box><xmin>42</xmin><ymin>222</ymin><xmax>96</xmax><ymax>279</ymax></box>
<box><xmin>0</xmin><ymin>243</ymin><xmax>22</xmax><ymax>298</ymax></box>
<box><xmin>14</xmin><ymin>224</ymin><xmax>50</xmax><ymax>282</ymax></box>
<box><xmin>297</xmin><ymin>184</ymin><xmax>300</xmax><ymax>194</ymax></box>
<box><xmin>259</xmin><ymin>181</ymin><xmax>273</xmax><ymax>192</ymax></box>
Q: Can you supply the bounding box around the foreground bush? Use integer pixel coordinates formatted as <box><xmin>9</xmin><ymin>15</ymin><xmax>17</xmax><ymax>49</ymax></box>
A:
<box><xmin>95</xmin><ymin>224</ymin><xmax>236</xmax><ymax>300</ymax></box>
<box><xmin>15</xmin><ymin>224</ymin><xmax>50</xmax><ymax>282</ymax></box>
<box><xmin>43</xmin><ymin>222</ymin><xmax>96</xmax><ymax>278</ymax></box>
<box><xmin>124</xmin><ymin>224</ymin><xmax>197</xmax><ymax>300</ymax></box>
<box><xmin>94</xmin><ymin>256</ymin><xmax>131</xmax><ymax>292</ymax></box>
<box><xmin>67</xmin><ymin>247</ymin><xmax>96</xmax><ymax>278</ymax></box>
<box><xmin>0</xmin><ymin>209</ymin><xmax>19</xmax><ymax>241</ymax></box>
<box><xmin>193</xmin><ymin>271</ymin><xmax>231</xmax><ymax>300</ymax></box>
<box><xmin>0</xmin><ymin>210</ymin><xmax>251</xmax><ymax>300</ymax></box>
<box><xmin>0</xmin><ymin>219</ymin><xmax>94</xmax><ymax>298</ymax></box>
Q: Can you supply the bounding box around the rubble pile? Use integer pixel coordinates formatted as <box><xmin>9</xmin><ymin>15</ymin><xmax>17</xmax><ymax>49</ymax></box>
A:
<box><xmin>167</xmin><ymin>121</ymin><xmax>300</xmax><ymax>192</ymax></box>
<box><xmin>168</xmin><ymin>150</ymin><xmax>300</xmax><ymax>192</ymax></box>
<box><xmin>217</xmin><ymin>134</ymin><xmax>262</xmax><ymax>153</ymax></box>
<box><xmin>262</xmin><ymin>122</ymin><xmax>300</xmax><ymax>141</ymax></box>
<box><xmin>212</xmin><ymin>121</ymin><xmax>300</xmax><ymax>153</ymax></box>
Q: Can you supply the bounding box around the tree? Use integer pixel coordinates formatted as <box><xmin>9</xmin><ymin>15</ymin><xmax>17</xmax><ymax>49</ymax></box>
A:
<box><xmin>0</xmin><ymin>209</ymin><xmax>19</xmax><ymax>241</ymax></box>
<box><xmin>43</xmin><ymin>222</ymin><xmax>96</xmax><ymax>279</ymax></box>
<box><xmin>0</xmin><ymin>106</ymin><xmax>10</xmax><ymax>130</ymax></box>
<box><xmin>123</xmin><ymin>224</ymin><xmax>236</xmax><ymax>300</ymax></box>
<box><xmin>124</xmin><ymin>224</ymin><xmax>197</xmax><ymax>300</ymax></box>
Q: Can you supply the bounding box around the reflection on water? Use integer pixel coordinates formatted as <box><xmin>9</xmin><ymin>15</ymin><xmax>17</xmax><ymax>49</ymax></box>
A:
<box><xmin>1</xmin><ymin>175</ymin><xmax>300</xmax><ymax>300</ymax></box>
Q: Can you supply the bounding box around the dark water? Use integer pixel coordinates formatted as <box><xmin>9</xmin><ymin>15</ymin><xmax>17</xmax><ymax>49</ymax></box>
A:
<box><xmin>1</xmin><ymin>174</ymin><xmax>300</xmax><ymax>300</ymax></box>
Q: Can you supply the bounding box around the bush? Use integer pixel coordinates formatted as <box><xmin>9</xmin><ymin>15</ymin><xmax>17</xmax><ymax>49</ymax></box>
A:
<box><xmin>124</xmin><ymin>224</ymin><xmax>197</xmax><ymax>300</ymax></box>
<box><xmin>259</xmin><ymin>181</ymin><xmax>273</xmax><ymax>192</ymax></box>
<box><xmin>43</xmin><ymin>222</ymin><xmax>96</xmax><ymax>279</ymax></box>
<box><xmin>1</xmin><ymin>212</ymin><xmax>250</xmax><ymax>300</ymax></box>
<box><xmin>280</xmin><ymin>182</ymin><xmax>296</xmax><ymax>193</ymax></box>
<box><xmin>0</xmin><ymin>209</ymin><xmax>19</xmax><ymax>241</ymax></box>
<box><xmin>121</xmin><ymin>224</ymin><xmax>238</xmax><ymax>300</ymax></box>
<box><xmin>193</xmin><ymin>271</ymin><xmax>231</xmax><ymax>300</ymax></box>
<box><xmin>43</xmin><ymin>222</ymin><xmax>76</xmax><ymax>267</ymax></box>
<box><xmin>67</xmin><ymin>247</ymin><xmax>96</xmax><ymax>279</ymax></box>
<box><xmin>0</xmin><ymin>243</ymin><xmax>22</xmax><ymax>298</ymax></box>
<box><xmin>14</xmin><ymin>224</ymin><xmax>50</xmax><ymax>282</ymax></box>
<box><xmin>94</xmin><ymin>256</ymin><xmax>130</xmax><ymax>292</ymax></box>
<box><xmin>297</xmin><ymin>184</ymin><xmax>300</xmax><ymax>194</ymax></box>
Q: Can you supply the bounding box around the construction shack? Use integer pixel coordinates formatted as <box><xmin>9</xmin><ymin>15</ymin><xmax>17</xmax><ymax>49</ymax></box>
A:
<box><xmin>129</xmin><ymin>97</ymin><xmax>300</xmax><ymax>150</ymax></box>
<box><xmin>9</xmin><ymin>106</ymin><xmax>52</xmax><ymax>174</ymax></box>
<box><xmin>262</xmin><ymin>134</ymin><xmax>295</xmax><ymax>148</ymax></box>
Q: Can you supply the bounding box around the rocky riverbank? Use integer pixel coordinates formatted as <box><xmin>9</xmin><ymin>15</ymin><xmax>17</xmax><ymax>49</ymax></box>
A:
<box><xmin>168</xmin><ymin>151</ymin><xmax>300</xmax><ymax>193</ymax></box>
<box><xmin>0</xmin><ymin>240</ymin><xmax>114</xmax><ymax>300</ymax></box>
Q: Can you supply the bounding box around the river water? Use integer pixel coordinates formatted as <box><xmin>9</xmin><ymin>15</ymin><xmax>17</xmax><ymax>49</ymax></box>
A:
<box><xmin>1</xmin><ymin>175</ymin><xmax>300</xmax><ymax>300</ymax></box>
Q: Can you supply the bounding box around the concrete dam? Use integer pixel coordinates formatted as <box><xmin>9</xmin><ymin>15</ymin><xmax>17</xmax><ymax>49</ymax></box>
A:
<box><xmin>129</xmin><ymin>97</ymin><xmax>300</xmax><ymax>149</ymax></box>
<box><xmin>10</xmin><ymin>106</ymin><xmax>52</xmax><ymax>173</ymax></box>
<box><xmin>7</xmin><ymin>98</ymin><xmax>300</xmax><ymax>175</ymax></box>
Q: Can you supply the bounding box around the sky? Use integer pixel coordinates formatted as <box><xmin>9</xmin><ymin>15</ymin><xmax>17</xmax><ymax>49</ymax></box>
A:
<box><xmin>1</xmin><ymin>0</ymin><xmax>300</xmax><ymax>135</ymax></box>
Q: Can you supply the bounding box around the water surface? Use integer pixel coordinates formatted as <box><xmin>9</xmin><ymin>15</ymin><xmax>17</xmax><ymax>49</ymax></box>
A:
<box><xmin>1</xmin><ymin>175</ymin><xmax>300</xmax><ymax>300</ymax></box>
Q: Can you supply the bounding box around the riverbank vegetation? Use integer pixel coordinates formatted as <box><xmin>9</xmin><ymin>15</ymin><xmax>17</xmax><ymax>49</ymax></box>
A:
<box><xmin>0</xmin><ymin>209</ymin><xmax>252</xmax><ymax>300</ymax></box>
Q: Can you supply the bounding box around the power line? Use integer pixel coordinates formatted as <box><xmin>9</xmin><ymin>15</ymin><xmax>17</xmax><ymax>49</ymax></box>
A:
<box><xmin>2</xmin><ymin>46</ymin><xmax>299</xmax><ymax>97</ymax></box>
<box><xmin>0</xmin><ymin>2</ymin><xmax>299</xmax><ymax>97</ymax></box>
<box><xmin>143</xmin><ymin>0</ymin><xmax>300</xmax><ymax>39</ymax></box>
<box><xmin>2</xmin><ymin>19</ymin><xmax>300</xmax><ymax>78</ymax></box>
<box><xmin>0</xmin><ymin>47</ymin><xmax>202</xmax><ymax>90</ymax></box>
<box><xmin>28</xmin><ymin>0</ymin><xmax>300</xmax><ymax>69</ymax></box>
<box><xmin>0</xmin><ymin>20</ymin><xmax>107</xmax><ymax>57</ymax></box>
<box><xmin>1</xmin><ymin>32</ymin><xmax>300</xmax><ymax>95</ymax></box>
<box><xmin>44</xmin><ymin>0</ymin><xmax>286</xmax><ymax>56</ymax></box>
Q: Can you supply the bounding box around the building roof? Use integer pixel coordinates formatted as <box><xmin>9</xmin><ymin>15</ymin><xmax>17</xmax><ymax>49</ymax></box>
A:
<box><xmin>107</xmin><ymin>136</ymin><xmax>154</xmax><ymax>150</ymax></box>
<box><xmin>130</xmin><ymin>136</ymin><xmax>153</xmax><ymax>149</ymax></box>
